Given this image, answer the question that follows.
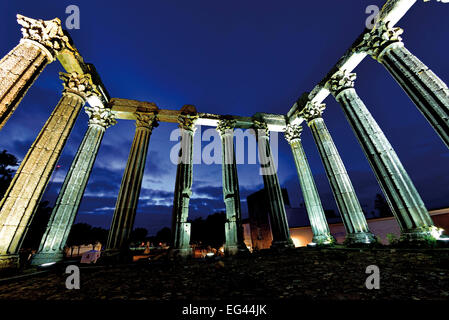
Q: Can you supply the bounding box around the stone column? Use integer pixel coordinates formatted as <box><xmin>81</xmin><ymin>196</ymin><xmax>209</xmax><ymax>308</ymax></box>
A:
<box><xmin>284</xmin><ymin>124</ymin><xmax>335</xmax><ymax>245</ymax></box>
<box><xmin>171</xmin><ymin>111</ymin><xmax>198</xmax><ymax>257</ymax></box>
<box><xmin>216</xmin><ymin>119</ymin><xmax>248</xmax><ymax>255</ymax></box>
<box><xmin>253</xmin><ymin>120</ymin><xmax>294</xmax><ymax>249</ymax></box>
<box><xmin>357</xmin><ymin>21</ymin><xmax>449</xmax><ymax>148</ymax></box>
<box><xmin>0</xmin><ymin>15</ymin><xmax>73</xmax><ymax>129</ymax></box>
<box><xmin>106</xmin><ymin>113</ymin><xmax>158</xmax><ymax>251</ymax></box>
<box><xmin>327</xmin><ymin>70</ymin><xmax>437</xmax><ymax>240</ymax></box>
<box><xmin>31</xmin><ymin>105</ymin><xmax>116</xmax><ymax>265</ymax></box>
<box><xmin>0</xmin><ymin>72</ymin><xmax>92</xmax><ymax>269</ymax></box>
<box><xmin>299</xmin><ymin>102</ymin><xmax>376</xmax><ymax>244</ymax></box>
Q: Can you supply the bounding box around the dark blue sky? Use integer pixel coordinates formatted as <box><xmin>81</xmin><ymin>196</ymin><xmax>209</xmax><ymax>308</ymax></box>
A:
<box><xmin>0</xmin><ymin>1</ymin><xmax>448</xmax><ymax>235</ymax></box>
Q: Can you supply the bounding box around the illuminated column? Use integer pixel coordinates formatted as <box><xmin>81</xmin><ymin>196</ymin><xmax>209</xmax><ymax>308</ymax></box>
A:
<box><xmin>106</xmin><ymin>113</ymin><xmax>158</xmax><ymax>251</ymax></box>
<box><xmin>357</xmin><ymin>21</ymin><xmax>449</xmax><ymax>148</ymax></box>
<box><xmin>300</xmin><ymin>102</ymin><xmax>376</xmax><ymax>244</ymax></box>
<box><xmin>216</xmin><ymin>119</ymin><xmax>248</xmax><ymax>255</ymax></box>
<box><xmin>31</xmin><ymin>105</ymin><xmax>116</xmax><ymax>265</ymax></box>
<box><xmin>0</xmin><ymin>72</ymin><xmax>92</xmax><ymax>269</ymax></box>
<box><xmin>254</xmin><ymin>120</ymin><xmax>294</xmax><ymax>249</ymax></box>
<box><xmin>284</xmin><ymin>124</ymin><xmax>334</xmax><ymax>245</ymax></box>
<box><xmin>0</xmin><ymin>15</ymin><xmax>72</xmax><ymax>129</ymax></box>
<box><xmin>171</xmin><ymin>111</ymin><xmax>198</xmax><ymax>257</ymax></box>
<box><xmin>327</xmin><ymin>70</ymin><xmax>437</xmax><ymax>240</ymax></box>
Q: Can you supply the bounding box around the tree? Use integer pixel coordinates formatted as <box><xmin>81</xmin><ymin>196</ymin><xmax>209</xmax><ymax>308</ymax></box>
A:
<box><xmin>155</xmin><ymin>227</ymin><xmax>171</xmax><ymax>243</ymax></box>
<box><xmin>66</xmin><ymin>223</ymin><xmax>108</xmax><ymax>246</ymax></box>
<box><xmin>130</xmin><ymin>227</ymin><xmax>148</xmax><ymax>242</ymax></box>
<box><xmin>190</xmin><ymin>211</ymin><xmax>226</xmax><ymax>249</ymax></box>
<box><xmin>374</xmin><ymin>193</ymin><xmax>393</xmax><ymax>218</ymax></box>
<box><xmin>0</xmin><ymin>149</ymin><xmax>19</xmax><ymax>199</ymax></box>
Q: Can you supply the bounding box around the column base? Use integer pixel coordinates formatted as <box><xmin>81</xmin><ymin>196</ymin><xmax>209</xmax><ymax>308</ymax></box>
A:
<box><xmin>400</xmin><ymin>226</ymin><xmax>446</xmax><ymax>242</ymax></box>
<box><xmin>30</xmin><ymin>251</ymin><xmax>64</xmax><ymax>266</ymax></box>
<box><xmin>169</xmin><ymin>247</ymin><xmax>192</xmax><ymax>258</ymax></box>
<box><xmin>0</xmin><ymin>254</ymin><xmax>19</xmax><ymax>271</ymax></box>
<box><xmin>310</xmin><ymin>234</ymin><xmax>336</xmax><ymax>246</ymax></box>
<box><xmin>344</xmin><ymin>232</ymin><xmax>377</xmax><ymax>245</ymax></box>
<box><xmin>224</xmin><ymin>243</ymin><xmax>249</xmax><ymax>256</ymax></box>
<box><xmin>270</xmin><ymin>239</ymin><xmax>295</xmax><ymax>250</ymax></box>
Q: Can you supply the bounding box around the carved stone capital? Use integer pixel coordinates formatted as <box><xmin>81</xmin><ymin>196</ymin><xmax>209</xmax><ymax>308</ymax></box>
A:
<box><xmin>216</xmin><ymin>119</ymin><xmax>237</xmax><ymax>136</ymax></box>
<box><xmin>252</xmin><ymin>120</ymin><xmax>269</xmax><ymax>138</ymax></box>
<box><xmin>85</xmin><ymin>105</ymin><xmax>117</xmax><ymax>129</ymax></box>
<box><xmin>355</xmin><ymin>21</ymin><xmax>403</xmax><ymax>60</ymax></box>
<box><xmin>327</xmin><ymin>70</ymin><xmax>357</xmax><ymax>96</ymax></box>
<box><xmin>136</xmin><ymin>113</ymin><xmax>158</xmax><ymax>130</ymax></box>
<box><xmin>284</xmin><ymin>124</ymin><xmax>303</xmax><ymax>144</ymax></box>
<box><xmin>178</xmin><ymin>114</ymin><xmax>198</xmax><ymax>132</ymax></box>
<box><xmin>60</xmin><ymin>72</ymin><xmax>95</xmax><ymax>100</ymax></box>
<box><xmin>300</xmin><ymin>101</ymin><xmax>326</xmax><ymax>122</ymax></box>
<box><xmin>17</xmin><ymin>14</ymin><xmax>75</xmax><ymax>59</ymax></box>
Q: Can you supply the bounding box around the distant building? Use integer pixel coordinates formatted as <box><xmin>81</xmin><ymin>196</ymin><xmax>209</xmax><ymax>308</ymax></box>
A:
<box><xmin>243</xmin><ymin>204</ymin><xmax>449</xmax><ymax>249</ymax></box>
<box><xmin>247</xmin><ymin>188</ymin><xmax>292</xmax><ymax>250</ymax></box>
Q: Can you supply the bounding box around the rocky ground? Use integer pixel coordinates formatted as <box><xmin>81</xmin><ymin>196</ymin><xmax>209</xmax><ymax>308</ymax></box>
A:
<box><xmin>0</xmin><ymin>247</ymin><xmax>448</xmax><ymax>301</ymax></box>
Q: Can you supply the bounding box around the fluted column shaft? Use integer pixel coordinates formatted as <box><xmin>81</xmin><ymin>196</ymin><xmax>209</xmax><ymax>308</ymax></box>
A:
<box><xmin>380</xmin><ymin>43</ymin><xmax>449</xmax><ymax>147</ymax></box>
<box><xmin>254</xmin><ymin>121</ymin><xmax>294</xmax><ymax>249</ymax></box>
<box><xmin>328</xmin><ymin>71</ymin><xmax>435</xmax><ymax>240</ymax></box>
<box><xmin>358</xmin><ymin>22</ymin><xmax>449</xmax><ymax>148</ymax></box>
<box><xmin>300</xmin><ymin>102</ymin><xmax>376</xmax><ymax>244</ymax></box>
<box><xmin>285</xmin><ymin>124</ymin><xmax>334</xmax><ymax>245</ymax></box>
<box><xmin>106</xmin><ymin>114</ymin><xmax>156</xmax><ymax>250</ymax></box>
<box><xmin>0</xmin><ymin>15</ymin><xmax>73</xmax><ymax>129</ymax></box>
<box><xmin>31</xmin><ymin>106</ymin><xmax>116</xmax><ymax>265</ymax></box>
<box><xmin>0</xmin><ymin>72</ymin><xmax>90</xmax><ymax>269</ymax></box>
<box><xmin>171</xmin><ymin>114</ymin><xmax>197</xmax><ymax>256</ymax></box>
<box><xmin>0</xmin><ymin>41</ymin><xmax>50</xmax><ymax>129</ymax></box>
<box><xmin>217</xmin><ymin>120</ymin><xmax>247</xmax><ymax>254</ymax></box>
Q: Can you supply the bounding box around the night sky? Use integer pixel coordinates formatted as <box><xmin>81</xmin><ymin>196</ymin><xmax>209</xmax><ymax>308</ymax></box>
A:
<box><xmin>0</xmin><ymin>1</ymin><xmax>448</xmax><ymax>235</ymax></box>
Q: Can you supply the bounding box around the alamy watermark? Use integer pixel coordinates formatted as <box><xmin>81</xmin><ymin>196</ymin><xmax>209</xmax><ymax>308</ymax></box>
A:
<box><xmin>65</xmin><ymin>5</ymin><xmax>80</xmax><ymax>29</ymax></box>
<box><xmin>365</xmin><ymin>265</ymin><xmax>380</xmax><ymax>290</ymax></box>
<box><xmin>169</xmin><ymin>126</ymin><xmax>279</xmax><ymax>176</ymax></box>
<box><xmin>65</xmin><ymin>265</ymin><xmax>80</xmax><ymax>289</ymax></box>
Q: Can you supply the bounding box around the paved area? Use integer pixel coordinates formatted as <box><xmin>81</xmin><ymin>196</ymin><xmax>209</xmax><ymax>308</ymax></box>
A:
<box><xmin>0</xmin><ymin>248</ymin><xmax>448</xmax><ymax>301</ymax></box>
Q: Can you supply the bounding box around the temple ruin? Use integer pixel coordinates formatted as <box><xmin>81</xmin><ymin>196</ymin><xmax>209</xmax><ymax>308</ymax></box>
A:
<box><xmin>0</xmin><ymin>0</ymin><xmax>448</xmax><ymax>269</ymax></box>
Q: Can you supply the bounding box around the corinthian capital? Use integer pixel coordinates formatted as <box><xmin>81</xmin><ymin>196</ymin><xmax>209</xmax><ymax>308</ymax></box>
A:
<box><xmin>216</xmin><ymin>119</ymin><xmax>237</xmax><ymax>136</ymax></box>
<box><xmin>85</xmin><ymin>105</ymin><xmax>117</xmax><ymax>129</ymax></box>
<box><xmin>355</xmin><ymin>21</ymin><xmax>403</xmax><ymax>60</ymax></box>
<box><xmin>252</xmin><ymin>120</ymin><xmax>269</xmax><ymax>137</ymax></box>
<box><xmin>136</xmin><ymin>113</ymin><xmax>158</xmax><ymax>130</ymax></box>
<box><xmin>178</xmin><ymin>114</ymin><xmax>199</xmax><ymax>132</ymax></box>
<box><xmin>300</xmin><ymin>101</ymin><xmax>326</xmax><ymax>122</ymax></box>
<box><xmin>17</xmin><ymin>14</ymin><xmax>75</xmax><ymax>59</ymax></box>
<box><xmin>327</xmin><ymin>70</ymin><xmax>357</xmax><ymax>96</ymax></box>
<box><xmin>60</xmin><ymin>72</ymin><xmax>95</xmax><ymax>99</ymax></box>
<box><xmin>284</xmin><ymin>124</ymin><xmax>303</xmax><ymax>144</ymax></box>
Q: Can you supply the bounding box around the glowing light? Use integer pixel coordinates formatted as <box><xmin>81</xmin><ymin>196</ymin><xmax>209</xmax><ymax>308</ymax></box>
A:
<box><xmin>40</xmin><ymin>262</ymin><xmax>56</xmax><ymax>267</ymax></box>
<box><xmin>206</xmin><ymin>252</ymin><xmax>214</xmax><ymax>257</ymax></box>
<box><xmin>291</xmin><ymin>237</ymin><xmax>301</xmax><ymax>247</ymax></box>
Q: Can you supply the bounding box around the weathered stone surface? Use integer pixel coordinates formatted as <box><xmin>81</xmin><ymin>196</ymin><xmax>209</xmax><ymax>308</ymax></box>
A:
<box><xmin>328</xmin><ymin>71</ymin><xmax>436</xmax><ymax>240</ymax></box>
<box><xmin>217</xmin><ymin>120</ymin><xmax>247</xmax><ymax>255</ymax></box>
<box><xmin>253</xmin><ymin>121</ymin><xmax>294</xmax><ymax>249</ymax></box>
<box><xmin>107</xmin><ymin>113</ymin><xmax>157</xmax><ymax>251</ymax></box>
<box><xmin>0</xmin><ymin>42</ymin><xmax>49</xmax><ymax>129</ymax></box>
<box><xmin>285</xmin><ymin>124</ymin><xmax>334</xmax><ymax>245</ymax></box>
<box><xmin>380</xmin><ymin>42</ymin><xmax>449</xmax><ymax>148</ymax></box>
<box><xmin>0</xmin><ymin>73</ymin><xmax>88</xmax><ymax>269</ymax></box>
<box><xmin>355</xmin><ymin>21</ymin><xmax>449</xmax><ymax>148</ymax></box>
<box><xmin>171</xmin><ymin>112</ymin><xmax>198</xmax><ymax>257</ymax></box>
<box><xmin>32</xmin><ymin>106</ymin><xmax>116</xmax><ymax>265</ymax></box>
<box><xmin>300</xmin><ymin>102</ymin><xmax>375</xmax><ymax>244</ymax></box>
